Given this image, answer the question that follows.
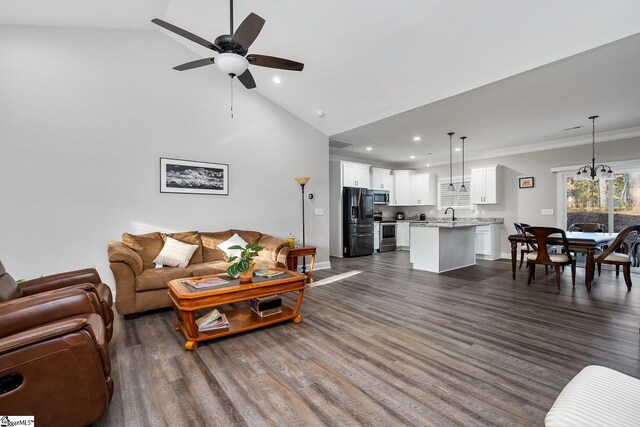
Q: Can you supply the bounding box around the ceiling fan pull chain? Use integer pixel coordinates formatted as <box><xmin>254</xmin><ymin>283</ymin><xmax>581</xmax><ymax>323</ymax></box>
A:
<box><xmin>230</xmin><ymin>77</ymin><xmax>234</xmax><ymax>118</ymax></box>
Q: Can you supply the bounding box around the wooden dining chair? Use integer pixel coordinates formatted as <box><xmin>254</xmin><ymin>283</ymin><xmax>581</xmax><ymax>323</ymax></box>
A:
<box><xmin>590</xmin><ymin>224</ymin><xmax>640</xmax><ymax>291</ymax></box>
<box><xmin>524</xmin><ymin>227</ymin><xmax>576</xmax><ymax>289</ymax></box>
<box><xmin>514</xmin><ymin>222</ymin><xmax>534</xmax><ymax>270</ymax></box>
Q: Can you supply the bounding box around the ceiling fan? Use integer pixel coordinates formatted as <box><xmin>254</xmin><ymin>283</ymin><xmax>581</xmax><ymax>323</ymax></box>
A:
<box><xmin>151</xmin><ymin>0</ymin><xmax>304</xmax><ymax>90</ymax></box>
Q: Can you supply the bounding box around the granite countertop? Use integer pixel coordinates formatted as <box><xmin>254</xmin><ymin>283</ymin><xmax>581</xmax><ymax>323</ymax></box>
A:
<box><xmin>410</xmin><ymin>221</ymin><xmax>495</xmax><ymax>228</ymax></box>
<box><xmin>406</xmin><ymin>217</ymin><xmax>503</xmax><ymax>227</ymax></box>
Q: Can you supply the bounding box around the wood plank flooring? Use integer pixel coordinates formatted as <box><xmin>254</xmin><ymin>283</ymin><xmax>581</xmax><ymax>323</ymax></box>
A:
<box><xmin>96</xmin><ymin>252</ymin><xmax>640</xmax><ymax>426</ymax></box>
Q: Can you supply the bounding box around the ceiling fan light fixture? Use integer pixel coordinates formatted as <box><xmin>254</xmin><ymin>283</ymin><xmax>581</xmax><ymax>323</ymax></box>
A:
<box><xmin>216</xmin><ymin>52</ymin><xmax>249</xmax><ymax>76</ymax></box>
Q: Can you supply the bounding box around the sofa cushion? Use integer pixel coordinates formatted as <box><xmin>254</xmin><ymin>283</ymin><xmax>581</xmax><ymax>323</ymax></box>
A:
<box><xmin>230</xmin><ymin>229</ymin><xmax>262</xmax><ymax>244</ymax></box>
<box><xmin>163</xmin><ymin>231</ymin><xmax>203</xmax><ymax>265</ymax></box>
<box><xmin>253</xmin><ymin>256</ymin><xmax>278</xmax><ymax>271</ymax></box>
<box><xmin>122</xmin><ymin>232</ymin><xmax>164</xmax><ymax>270</ymax></box>
<box><xmin>201</xmin><ymin>231</ymin><xmax>233</xmax><ymax>262</ymax></box>
<box><xmin>154</xmin><ymin>237</ymin><xmax>199</xmax><ymax>268</ymax></box>
<box><xmin>134</xmin><ymin>267</ymin><xmax>190</xmax><ymax>292</ymax></box>
<box><xmin>218</xmin><ymin>233</ymin><xmax>248</xmax><ymax>259</ymax></box>
<box><xmin>184</xmin><ymin>261</ymin><xmax>230</xmax><ymax>277</ymax></box>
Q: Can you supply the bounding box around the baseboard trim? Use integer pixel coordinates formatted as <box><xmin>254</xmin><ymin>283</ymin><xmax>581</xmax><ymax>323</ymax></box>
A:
<box><xmin>298</xmin><ymin>261</ymin><xmax>331</xmax><ymax>272</ymax></box>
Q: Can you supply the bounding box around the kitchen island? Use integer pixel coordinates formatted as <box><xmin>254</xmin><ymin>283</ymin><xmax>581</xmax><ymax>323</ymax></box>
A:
<box><xmin>409</xmin><ymin>222</ymin><xmax>493</xmax><ymax>273</ymax></box>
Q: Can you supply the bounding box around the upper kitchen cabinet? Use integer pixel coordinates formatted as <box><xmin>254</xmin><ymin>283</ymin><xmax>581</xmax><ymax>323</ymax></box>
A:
<box><xmin>410</xmin><ymin>173</ymin><xmax>437</xmax><ymax>206</ymax></box>
<box><xmin>392</xmin><ymin>170</ymin><xmax>414</xmax><ymax>206</ymax></box>
<box><xmin>342</xmin><ymin>161</ymin><xmax>371</xmax><ymax>188</ymax></box>
<box><xmin>371</xmin><ymin>167</ymin><xmax>392</xmax><ymax>191</ymax></box>
<box><xmin>470</xmin><ymin>165</ymin><xmax>502</xmax><ymax>204</ymax></box>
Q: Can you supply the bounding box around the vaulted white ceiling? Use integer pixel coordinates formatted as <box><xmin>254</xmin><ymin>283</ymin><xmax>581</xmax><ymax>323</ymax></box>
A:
<box><xmin>2</xmin><ymin>0</ymin><xmax>640</xmax><ymax>163</ymax></box>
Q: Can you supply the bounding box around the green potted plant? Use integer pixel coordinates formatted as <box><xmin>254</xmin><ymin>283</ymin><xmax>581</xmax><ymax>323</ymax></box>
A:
<box><xmin>227</xmin><ymin>243</ymin><xmax>264</xmax><ymax>283</ymax></box>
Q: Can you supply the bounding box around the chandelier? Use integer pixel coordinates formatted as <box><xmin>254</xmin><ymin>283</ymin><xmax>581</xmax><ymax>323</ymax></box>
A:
<box><xmin>575</xmin><ymin>115</ymin><xmax>613</xmax><ymax>180</ymax></box>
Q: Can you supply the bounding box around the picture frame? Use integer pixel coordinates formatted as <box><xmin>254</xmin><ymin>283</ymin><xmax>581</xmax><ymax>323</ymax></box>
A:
<box><xmin>519</xmin><ymin>177</ymin><xmax>534</xmax><ymax>189</ymax></box>
<box><xmin>160</xmin><ymin>157</ymin><xmax>229</xmax><ymax>195</ymax></box>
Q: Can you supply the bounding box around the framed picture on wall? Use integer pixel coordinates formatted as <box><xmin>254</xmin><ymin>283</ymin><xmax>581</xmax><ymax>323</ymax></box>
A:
<box><xmin>160</xmin><ymin>157</ymin><xmax>229</xmax><ymax>195</ymax></box>
<box><xmin>519</xmin><ymin>177</ymin><xmax>534</xmax><ymax>189</ymax></box>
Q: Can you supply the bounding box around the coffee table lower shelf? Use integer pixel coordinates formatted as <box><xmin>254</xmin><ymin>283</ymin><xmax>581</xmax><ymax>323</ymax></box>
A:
<box><xmin>174</xmin><ymin>305</ymin><xmax>302</xmax><ymax>350</ymax></box>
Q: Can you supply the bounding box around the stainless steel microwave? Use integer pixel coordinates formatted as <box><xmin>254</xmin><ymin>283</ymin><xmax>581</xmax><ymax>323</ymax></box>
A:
<box><xmin>373</xmin><ymin>190</ymin><xmax>390</xmax><ymax>205</ymax></box>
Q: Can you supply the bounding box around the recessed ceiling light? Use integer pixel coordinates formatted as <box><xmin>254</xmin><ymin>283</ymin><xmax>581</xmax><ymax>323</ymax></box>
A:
<box><xmin>366</xmin><ymin>146</ymin><xmax>372</xmax><ymax>151</ymax></box>
<box><xmin>272</xmin><ymin>76</ymin><xmax>281</xmax><ymax>84</ymax></box>
<box><xmin>413</xmin><ymin>136</ymin><xmax>421</xmax><ymax>141</ymax></box>
<box><xmin>410</xmin><ymin>155</ymin><xmax>415</xmax><ymax>159</ymax></box>
<box><xmin>455</xmin><ymin>147</ymin><xmax>461</xmax><ymax>152</ymax></box>
<box><xmin>427</xmin><ymin>163</ymin><xmax>430</xmax><ymax>167</ymax></box>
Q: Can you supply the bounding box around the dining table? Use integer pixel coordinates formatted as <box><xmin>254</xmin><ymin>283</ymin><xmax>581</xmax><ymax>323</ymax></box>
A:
<box><xmin>508</xmin><ymin>231</ymin><xmax>618</xmax><ymax>291</ymax></box>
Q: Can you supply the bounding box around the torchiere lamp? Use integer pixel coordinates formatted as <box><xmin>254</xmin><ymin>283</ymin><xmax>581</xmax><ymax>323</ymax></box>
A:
<box><xmin>294</xmin><ymin>177</ymin><xmax>310</xmax><ymax>273</ymax></box>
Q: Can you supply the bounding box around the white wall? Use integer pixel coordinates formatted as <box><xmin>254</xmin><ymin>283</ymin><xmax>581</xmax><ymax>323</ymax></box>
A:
<box><xmin>0</xmin><ymin>25</ymin><xmax>330</xmax><ymax>282</ymax></box>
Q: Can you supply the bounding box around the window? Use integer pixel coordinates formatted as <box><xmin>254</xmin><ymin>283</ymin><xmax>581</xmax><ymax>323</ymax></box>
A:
<box><xmin>438</xmin><ymin>178</ymin><xmax>471</xmax><ymax>210</ymax></box>
<box><xmin>559</xmin><ymin>164</ymin><xmax>640</xmax><ymax>232</ymax></box>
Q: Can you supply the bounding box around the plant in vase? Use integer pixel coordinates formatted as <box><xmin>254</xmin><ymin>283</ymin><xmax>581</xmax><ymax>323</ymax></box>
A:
<box><xmin>227</xmin><ymin>243</ymin><xmax>264</xmax><ymax>283</ymax></box>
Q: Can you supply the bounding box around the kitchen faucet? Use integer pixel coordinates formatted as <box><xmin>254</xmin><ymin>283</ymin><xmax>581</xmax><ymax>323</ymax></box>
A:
<box><xmin>444</xmin><ymin>207</ymin><xmax>456</xmax><ymax>222</ymax></box>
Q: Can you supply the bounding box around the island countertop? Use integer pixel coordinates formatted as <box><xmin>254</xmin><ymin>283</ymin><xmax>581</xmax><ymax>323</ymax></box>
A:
<box><xmin>410</xmin><ymin>221</ymin><xmax>497</xmax><ymax>228</ymax></box>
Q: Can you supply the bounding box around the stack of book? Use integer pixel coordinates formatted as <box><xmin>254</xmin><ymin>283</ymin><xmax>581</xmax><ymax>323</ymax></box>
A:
<box><xmin>195</xmin><ymin>309</ymin><xmax>229</xmax><ymax>332</ymax></box>
<box><xmin>249</xmin><ymin>296</ymin><xmax>282</xmax><ymax>317</ymax></box>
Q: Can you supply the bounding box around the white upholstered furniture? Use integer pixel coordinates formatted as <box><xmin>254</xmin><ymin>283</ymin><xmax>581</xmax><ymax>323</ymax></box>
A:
<box><xmin>545</xmin><ymin>365</ymin><xmax>640</xmax><ymax>426</ymax></box>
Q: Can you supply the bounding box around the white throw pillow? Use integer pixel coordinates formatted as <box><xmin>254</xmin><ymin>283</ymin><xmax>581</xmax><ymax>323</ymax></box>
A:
<box><xmin>217</xmin><ymin>233</ymin><xmax>248</xmax><ymax>259</ymax></box>
<box><xmin>153</xmin><ymin>237</ymin><xmax>199</xmax><ymax>268</ymax></box>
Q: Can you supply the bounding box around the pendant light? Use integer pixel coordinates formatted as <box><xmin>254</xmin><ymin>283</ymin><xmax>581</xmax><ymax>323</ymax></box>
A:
<box><xmin>459</xmin><ymin>136</ymin><xmax>467</xmax><ymax>192</ymax></box>
<box><xmin>575</xmin><ymin>115</ymin><xmax>613</xmax><ymax>180</ymax></box>
<box><xmin>447</xmin><ymin>132</ymin><xmax>455</xmax><ymax>192</ymax></box>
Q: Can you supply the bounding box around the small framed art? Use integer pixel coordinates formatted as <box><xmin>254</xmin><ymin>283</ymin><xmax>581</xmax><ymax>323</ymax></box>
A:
<box><xmin>519</xmin><ymin>177</ymin><xmax>534</xmax><ymax>189</ymax></box>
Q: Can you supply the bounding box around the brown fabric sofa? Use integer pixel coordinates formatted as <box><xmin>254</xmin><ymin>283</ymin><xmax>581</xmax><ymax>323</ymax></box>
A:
<box><xmin>108</xmin><ymin>229</ymin><xmax>289</xmax><ymax>318</ymax></box>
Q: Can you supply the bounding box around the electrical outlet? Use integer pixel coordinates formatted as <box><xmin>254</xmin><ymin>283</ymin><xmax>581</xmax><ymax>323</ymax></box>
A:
<box><xmin>541</xmin><ymin>209</ymin><xmax>554</xmax><ymax>215</ymax></box>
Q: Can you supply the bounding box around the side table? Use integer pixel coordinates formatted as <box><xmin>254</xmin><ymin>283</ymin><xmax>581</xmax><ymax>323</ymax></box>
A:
<box><xmin>286</xmin><ymin>245</ymin><xmax>317</xmax><ymax>282</ymax></box>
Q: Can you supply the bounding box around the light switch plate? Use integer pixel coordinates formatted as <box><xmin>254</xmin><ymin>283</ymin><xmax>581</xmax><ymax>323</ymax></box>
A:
<box><xmin>314</xmin><ymin>208</ymin><xmax>325</xmax><ymax>216</ymax></box>
<box><xmin>541</xmin><ymin>209</ymin><xmax>554</xmax><ymax>215</ymax></box>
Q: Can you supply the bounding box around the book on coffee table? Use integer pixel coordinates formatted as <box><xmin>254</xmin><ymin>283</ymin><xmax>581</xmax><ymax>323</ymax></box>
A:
<box><xmin>255</xmin><ymin>269</ymin><xmax>284</xmax><ymax>278</ymax></box>
<box><xmin>181</xmin><ymin>276</ymin><xmax>229</xmax><ymax>289</ymax></box>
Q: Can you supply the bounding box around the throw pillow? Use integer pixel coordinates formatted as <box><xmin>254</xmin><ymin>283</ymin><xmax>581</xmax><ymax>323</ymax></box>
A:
<box><xmin>153</xmin><ymin>237</ymin><xmax>199</xmax><ymax>268</ymax></box>
<box><xmin>217</xmin><ymin>233</ymin><xmax>248</xmax><ymax>259</ymax></box>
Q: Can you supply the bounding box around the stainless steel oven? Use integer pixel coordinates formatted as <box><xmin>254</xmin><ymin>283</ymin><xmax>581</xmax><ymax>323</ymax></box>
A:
<box><xmin>380</xmin><ymin>221</ymin><xmax>397</xmax><ymax>252</ymax></box>
<box><xmin>373</xmin><ymin>190</ymin><xmax>390</xmax><ymax>205</ymax></box>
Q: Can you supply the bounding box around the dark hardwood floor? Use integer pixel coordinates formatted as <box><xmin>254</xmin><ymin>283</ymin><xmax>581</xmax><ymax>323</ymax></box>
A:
<box><xmin>97</xmin><ymin>252</ymin><xmax>640</xmax><ymax>426</ymax></box>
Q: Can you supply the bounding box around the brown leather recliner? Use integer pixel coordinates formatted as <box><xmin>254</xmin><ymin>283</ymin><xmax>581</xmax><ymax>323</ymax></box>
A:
<box><xmin>0</xmin><ymin>288</ymin><xmax>113</xmax><ymax>426</ymax></box>
<box><xmin>0</xmin><ymin>261</ymin><xmax>114</xmax><ymax>341</ymax></box>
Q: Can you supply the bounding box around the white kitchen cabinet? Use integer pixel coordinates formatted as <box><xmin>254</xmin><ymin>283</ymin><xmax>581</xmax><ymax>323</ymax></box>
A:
<box><xmin>475</xmin><ymin>224</ymin><xmax>501</xmax><ymax>260</ymax></box>
<box><xmin>392</xmin><ymin>170</ymin><xmax>414</xmax><ymax>206</ymax></box>
<box><xmin>470</xmin><ymin>165</ymin><xmax>501</xmax><ymax>204</ymax></box>
<box><xmin>371</xmin><ymin>167</ymin><xmax>392</xmax><ymax>191</ymax></box>
<box><xmin>342</xmin><ymin>161</ymin><xmax>371</xmax><ymax>188</ymax></box>
<box><xmin>409</xmin><ymin>173</ymin><xmax>437</xmax><ymax>205</ymax></box>
<box><xmin>397</xmin><ymin>221</ymin><xmax>410</xmax><ymax>248</ymax></box>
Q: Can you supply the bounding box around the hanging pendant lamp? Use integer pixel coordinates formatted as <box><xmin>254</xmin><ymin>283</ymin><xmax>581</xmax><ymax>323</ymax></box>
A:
<box><xmin>447</xmin><ymin>132</ymin><xmax>455</xmax><ymax>192</ymax></box>
<box><xmin>459</xmin><ymin>136</ymin><xmax>467</xmax><ymax>192</ymax></box>
<box><xmin>575</xmin><ymin>116</ymin><xmax>613</xmax><ymax>180</ymax></box>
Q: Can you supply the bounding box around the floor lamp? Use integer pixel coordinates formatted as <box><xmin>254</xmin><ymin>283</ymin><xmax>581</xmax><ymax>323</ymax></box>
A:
<box><xmin>294</xmin><ymin>177</ymin><xmax>310</xmax><ymax>273</ymax></box>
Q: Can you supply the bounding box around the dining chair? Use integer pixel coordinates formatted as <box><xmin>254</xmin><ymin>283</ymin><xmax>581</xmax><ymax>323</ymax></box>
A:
<box><xmin>514</xmin><ymin>222</ymin><xmax>534</xmax><ymax>270</ymax></box>
<box><xmin>590</xmin><ymin>224</ymin><xmax>640</xmax><ymax>291</ymax></box>
<box><xmin>524</xmin><ymin>227</ymin><xmax>576</xmax><ymax>289</ymax></box>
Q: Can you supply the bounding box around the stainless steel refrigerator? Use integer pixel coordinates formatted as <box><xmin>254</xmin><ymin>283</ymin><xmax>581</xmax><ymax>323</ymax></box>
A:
<box><xmin>343</xmin><ymin>187</ymin><xmax>374</xmax><ymax>257</ymax></box>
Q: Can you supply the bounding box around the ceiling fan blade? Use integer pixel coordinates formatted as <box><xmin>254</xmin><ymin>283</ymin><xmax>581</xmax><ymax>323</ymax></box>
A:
<box><xmin>173</xmin><ymin>58</ymin><xmax>216</xmax><ymax>71</ymax></box>
<box><xmin>231</xmin><ymin>13</ymin><xmax>265</xmax><ymax>51</ymax></box>
<box><xmin>247</xmin><ymin>54</ymin><xmax>304</xmax><ymax>71</ymax></box>
<box><xmin>151</xmin><ymin>18</ymin><xmax>221</xmax><ymax>52</ymax></box>
<box><xmin>237</xmin><ymin>69</ymin><xmax>257</xmax><ymax>89</ymax></box>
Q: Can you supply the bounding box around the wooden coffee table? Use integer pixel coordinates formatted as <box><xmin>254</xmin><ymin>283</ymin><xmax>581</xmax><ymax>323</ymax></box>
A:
<box><xmin>167</xmin><ymin>270</ymin><xmax>306</xmax><ymax>351</ymax></box>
